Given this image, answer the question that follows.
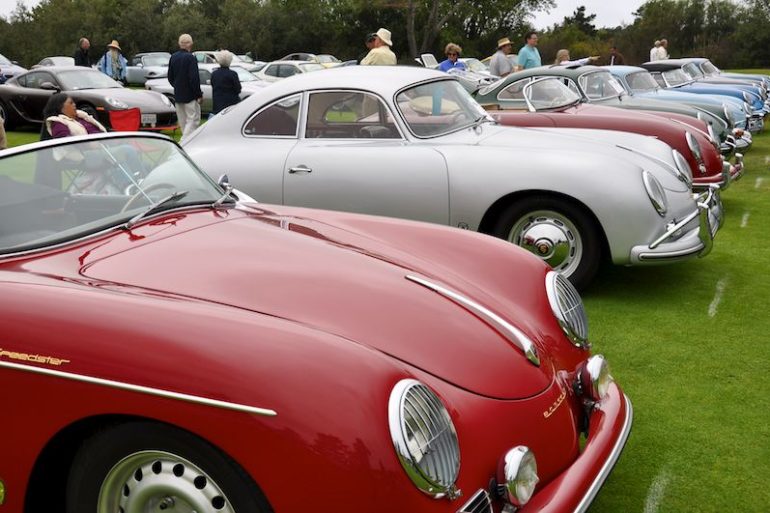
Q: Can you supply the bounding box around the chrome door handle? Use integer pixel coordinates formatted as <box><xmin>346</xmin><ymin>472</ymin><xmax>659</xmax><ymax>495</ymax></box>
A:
<box><xmin>288</xmin><ymin>165</ymin><xmax>312</xmax><ymax>174</ymax></box>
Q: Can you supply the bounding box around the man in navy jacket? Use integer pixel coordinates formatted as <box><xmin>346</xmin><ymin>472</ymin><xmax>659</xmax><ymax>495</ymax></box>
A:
<box><xmin>168</xmin><ymin>33</ymin><xmax>203</xmax><ymax>141</ymax></box>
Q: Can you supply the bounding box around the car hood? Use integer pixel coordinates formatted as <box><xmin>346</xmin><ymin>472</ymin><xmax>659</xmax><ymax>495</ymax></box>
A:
<box><xmin>80</xmin><ymin>209</ymin><xmax>554</xmax><ymax>399</ymax></box>
<box><xmin>79</xmin><ymin>87</ymin><xmax>173</xmax><ymax>110</ymax></box>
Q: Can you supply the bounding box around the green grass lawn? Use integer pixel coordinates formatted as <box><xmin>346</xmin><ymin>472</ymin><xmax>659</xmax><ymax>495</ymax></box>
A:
<box><xmin>587</xmin><ymin>134</ymin><xmax>770</xmax><ymax>510</ymax></box>
<box><xmin>2</xmin><ymin>81</ymin><xmax>769</xmax><ymax>511</ymax></box>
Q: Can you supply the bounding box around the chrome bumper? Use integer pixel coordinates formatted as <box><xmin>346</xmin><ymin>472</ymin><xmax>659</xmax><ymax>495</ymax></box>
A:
<box><xmin>631</xmin><ymin>186</ymin><xmax>722</xmax><ymax>263</ymax></box>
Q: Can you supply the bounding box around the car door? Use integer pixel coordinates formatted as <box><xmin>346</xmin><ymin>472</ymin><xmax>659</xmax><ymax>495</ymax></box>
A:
<box><xmin>15</xmin><ymin>70</ymin><xmax>58</xmax><ymax>122</ymax></box>
<box><xmin>283</xmin><ymin>90</ymin><xmax>449</xmax><ymax>224</ymax></box>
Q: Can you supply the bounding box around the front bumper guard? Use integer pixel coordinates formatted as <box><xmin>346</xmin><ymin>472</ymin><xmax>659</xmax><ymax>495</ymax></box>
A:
<box><xmin>633</xmin><ymin>186</ymin><xmax>722</xmax><ymax>262</ymax></box>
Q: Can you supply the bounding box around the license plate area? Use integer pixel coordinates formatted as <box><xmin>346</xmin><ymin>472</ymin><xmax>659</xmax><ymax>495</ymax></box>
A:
<box><xmin>141</xmin><ymin>113</ymin><xmax>157</xmax><ymax>126</ymax></box>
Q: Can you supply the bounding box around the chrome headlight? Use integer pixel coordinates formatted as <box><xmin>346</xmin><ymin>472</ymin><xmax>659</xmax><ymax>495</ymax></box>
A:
<box><xmin>580</xmin><ymin>355</ymin><xmax>614</xmax><ymax>401</ymax></box>
<box><xmin>743</xmin><ymin>91</ymin><xmax>751</xmax><ymax>103</ymax></box>
<box><xmin>105</xmin><ymin>97</ymin><xmax>129</xmax><ymax>109</ymax></box>
<box><xmin>389</xmin><ymin>379</ymin><xmax>460</xmax><ymax>498</ymax></box>
<box><xmin>672</xmin><ymin>150</ymin><xmax>694</xmax><ymax>184</ymax></box>
<box><xmin>498</xmin><ymin>446</ymin><xmax>539</xmax><ymax>507</ymax></box>
<box><xmin>707</xmin><ymin>124</ymin><xmax>717</xmax><ymax>144</ymax></box>
<box><xmin>159</xmin><ymin>93</ymin><xmax>172</xmax><ymax>106</ymax></box>
<box><xmin>642</xmin><ymin>171</ymin><xmax>668</xmax><ymax>216</ymax></box>
<box><xmin>743</xmin><ymin>102</ymin><xmax>752</xmax><ymax>115</ymax></box>
<box><xmin>685</xmin><ymin>131</ymin><xmax>702</xmax><ymax>164</ymax></box>
<box><xmin>545</xmin><ymin>271</ymin><xmax>588</xmax><ymax>348</ymax></box>
<box><xmin>722</xmin><ymin>104</ymin><xmax>731</xmax><ymax>124</ymax></box>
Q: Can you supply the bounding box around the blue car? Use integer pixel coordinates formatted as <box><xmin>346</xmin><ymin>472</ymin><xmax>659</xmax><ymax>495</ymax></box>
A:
<box><xmin>606</xmin><ymin>65</ymin><xmax>758</xmax><ymax>137</ymax></box>
<box><xmin>0</xmin><ymin>53</ymin><xmax>27</xmax><ymax>85</ymax></box>
<box><xmin>642</xmin><ymin>60</ymin><xmax>768</xmax><ymax>118</ymax></box>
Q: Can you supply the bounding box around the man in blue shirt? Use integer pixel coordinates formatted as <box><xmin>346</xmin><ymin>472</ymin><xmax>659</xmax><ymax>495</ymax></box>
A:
<box><xmin>437</xmin><ymin>43</ymin><xmax>466</xmax><ymax>72</ymax></box>
<box><xmin>516</xmin><ymin>31</ymin><xmax>541</xmax><ymax>71</ymax></box>
<box><xmin>168</xmin><ymin>33</ymin><xmax>203</xmax><ymax>141</ymax></box>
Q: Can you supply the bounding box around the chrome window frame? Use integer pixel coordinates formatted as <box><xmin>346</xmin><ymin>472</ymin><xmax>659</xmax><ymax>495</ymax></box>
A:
<box><xmin>240</xmin><ymin>92</ymin><xmax>304</xmax><ymax>139</ymax></box>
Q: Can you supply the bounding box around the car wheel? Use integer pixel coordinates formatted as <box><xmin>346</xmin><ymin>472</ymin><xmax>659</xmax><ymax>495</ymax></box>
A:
<box><xmin>0</xmin><ymin>100</ymin><xmax>16</xmax><ymax>129</ymax></box>
<box><xmin>493</xmin><ymin>195</ymin><xmax>601</xmax><ymax>290</ymax></box>
<box><xmin>66</xmin><ymin>421</ymin><xmax>272</xmax><ymax>513</ymax></box>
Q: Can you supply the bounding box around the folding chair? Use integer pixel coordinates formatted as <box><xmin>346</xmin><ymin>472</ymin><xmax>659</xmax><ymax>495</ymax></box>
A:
<box><xmin>108</xmin><ymin>108</ymin><xmax>141</xmax><ymax>131</ymax></box>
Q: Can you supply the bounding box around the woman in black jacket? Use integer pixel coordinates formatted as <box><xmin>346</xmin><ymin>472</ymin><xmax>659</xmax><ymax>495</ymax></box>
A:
<box><xmin>211</xmin><ymin>51</ymin><xmax>242</xmax><ymax>115</ymax></box>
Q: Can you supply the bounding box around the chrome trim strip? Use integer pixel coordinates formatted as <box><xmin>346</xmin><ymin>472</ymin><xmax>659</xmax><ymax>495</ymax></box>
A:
<box><xmin>573</xmin><ymin>394</ymin><xmax>634</xmax><ymax>513</ymax></box>
<box><xmin>0</xmin><ymin>360</ymin><xmax>277</xmax><ymax>417</ymax></box>
<box><xmin>405</xmin><ymin>274</ymin><xmax>540</xmax><ymax>366</ymax></box>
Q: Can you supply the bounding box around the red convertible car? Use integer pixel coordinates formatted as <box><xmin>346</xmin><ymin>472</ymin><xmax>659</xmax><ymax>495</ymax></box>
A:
<box><xmin>0</xmin><ymin>133</ymin><xmax>631</xmax><ymax>512</ymax></box>
<box><xmin>485</xmin><ymin>77</ymin><xmax>743</xmax><ymax>190</ymax></box>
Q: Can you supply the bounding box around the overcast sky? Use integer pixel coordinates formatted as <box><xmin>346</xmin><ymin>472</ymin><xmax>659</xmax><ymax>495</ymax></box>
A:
<box><xmin>0</xmin><ymin>0</ymin><xmax>646</xmax><ymax>26</ymax></box>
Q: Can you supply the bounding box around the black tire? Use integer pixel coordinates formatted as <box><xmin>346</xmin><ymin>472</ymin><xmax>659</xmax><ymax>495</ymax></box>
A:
<box><xmin>0</xmin><ymin>100</ymin><xmax>16</xmax><ymax>129</ymax></box>
<box><xmin>492</xmin><ymin>195</ymin><xmax>602</xmax><ymax>291</ymax></box>
<box><xmin>66</xmin><ymin>421</ymin><xmax>272</xmax><ymax>513</ymax></box>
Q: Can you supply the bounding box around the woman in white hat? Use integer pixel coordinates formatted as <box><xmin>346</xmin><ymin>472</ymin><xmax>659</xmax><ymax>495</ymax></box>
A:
<box><xmin>97</xmin><ymin>40</ymin><xmax>128</xmax><ymax>83</ymax></box>
<box><xmin>360</xmin><ymin>28</ymin><xmax>396</xmax><ymax>65</ymax></box>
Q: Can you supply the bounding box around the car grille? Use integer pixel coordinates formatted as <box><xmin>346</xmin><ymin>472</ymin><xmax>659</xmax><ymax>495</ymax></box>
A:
<box><xmin>457</xmin><ymin>489</ymin><xmax>493</xmax><ymax>513</ymax></box>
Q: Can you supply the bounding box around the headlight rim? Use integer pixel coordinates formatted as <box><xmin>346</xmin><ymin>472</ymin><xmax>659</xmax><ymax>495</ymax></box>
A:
<box><xmin>685</xmin><ymin>131</ymin><xmax>703</xmax><ymax>164</ymax></box>
<box><xmin>580</xmin><ymin>354</ymin><xmax>614</xmax><ymax>401</ymax></box>
<box><xmin>672</xmin><ymin>149</ymin><xmax>694</xmax><ymax>184</ymax></box>
<box><xmin>642</xmin><ymin>170</ymin><xmax>668</xmax><ymax>216</ymax></box>
<box><xmin>388</xmin><ymin>379</ymin><xmax>461</xmax><ymax>499</ymax></box>
<box><xmin>545</xmin><ymin>271</ymin><xmax>590</xmax><ymax>349</ymax></box>
<box><xmin>104</xmin><ymin>96</ymin><xmax>129</xmax><ymax>109</ymax></box>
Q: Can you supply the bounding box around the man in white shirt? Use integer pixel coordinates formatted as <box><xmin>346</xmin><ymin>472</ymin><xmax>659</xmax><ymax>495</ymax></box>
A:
<box><xmin>657</xmin><ymin>39</ymin><xmax>670</xmax><ymax>60</ymax></box>
<box><xmin>649</xmin><ymin>40</ymin><xmax>661</xmax><ymax>62</ymax></box>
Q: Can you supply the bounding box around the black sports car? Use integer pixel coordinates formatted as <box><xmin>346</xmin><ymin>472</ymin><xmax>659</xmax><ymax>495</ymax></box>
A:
<box><xmin>0</xmin><ymin>66</ymin><xmax>176</xmax><ymax>130</ymax></box>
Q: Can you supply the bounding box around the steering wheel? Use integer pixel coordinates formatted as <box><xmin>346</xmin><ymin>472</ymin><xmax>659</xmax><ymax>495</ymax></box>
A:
<box><xmin>121</xmin><ymin>182</ymin><xmax>178</xmax><ymax>213</ymax></box>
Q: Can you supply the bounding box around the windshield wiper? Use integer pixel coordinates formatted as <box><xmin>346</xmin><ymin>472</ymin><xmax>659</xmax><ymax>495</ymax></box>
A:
<box><xmin>122</xmin><ymin>190</ymin><xmax>189</xmax><ymax>230</ymax></box>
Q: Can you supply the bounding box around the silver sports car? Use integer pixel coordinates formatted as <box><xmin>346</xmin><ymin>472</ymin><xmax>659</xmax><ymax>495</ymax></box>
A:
<box><xmin>184</xmin><ymin>66</ymin><xmax>722</xmax><ymax>289</ymax></box>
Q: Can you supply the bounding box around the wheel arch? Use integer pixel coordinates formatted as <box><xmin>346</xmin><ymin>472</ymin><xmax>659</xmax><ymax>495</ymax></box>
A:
<box><xmin>478</xmin><ymin>189</ymin><xmax>611</xmax><ymax>260</ymax></box>
<box><xmin>24</xmin><ymin>414</ymin><xmax>272</xmax><ymax>512</ymax></box>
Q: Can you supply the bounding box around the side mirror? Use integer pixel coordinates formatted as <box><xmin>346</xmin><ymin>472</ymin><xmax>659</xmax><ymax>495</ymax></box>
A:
<box><xmin>217</xmin><ymin>174</ymin><xmax>231</xmax><ymax>189</ymax></box>
<box><xmin>40</xmin><ymin>82</ymin><xmax>60</xmax><ymax>92</ymax></box>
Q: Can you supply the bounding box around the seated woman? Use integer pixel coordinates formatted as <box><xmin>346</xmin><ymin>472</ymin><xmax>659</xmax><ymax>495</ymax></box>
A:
<box><xmin>42</xmin><ymin>93</ymin><xmax>143</xmax><ymax>195</ymax></box>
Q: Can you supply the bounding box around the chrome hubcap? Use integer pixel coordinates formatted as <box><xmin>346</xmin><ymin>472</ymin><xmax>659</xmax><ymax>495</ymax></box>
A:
<box><xmin>97</xmin><ymin>451</ymin><xmax>234</xmax><ymax>513</ymax></box>
<box><xmin>508</xmin><ymin>210</ymin><xmax>582</xmax><ymax>277</ymax></box>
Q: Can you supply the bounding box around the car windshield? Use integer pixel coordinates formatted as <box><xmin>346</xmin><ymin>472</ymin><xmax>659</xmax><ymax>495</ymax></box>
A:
<box><xmin>317</xmin><ymin>55</ymin><xmax>339</xmax><ymax>63</ymax></box>
<box><xmin>0</xmin><ymin>136</ymin><xmax>225</xmax><ymax>254</ymax></box>
<box><xmin>524</xmin><ymin>78</ymin><xmax>581</xmax><ymax>110</ymax></box>
<box><xmin>0</xmin><ymin>53</ymin><xmax>12</xmax><ymax>65</ymax></box>
<box><xmin>233</xmin><ymin>67</ymin><xmax>259</xmax><ymax>82</ymax></box>
<box><xmin>299</xmin><ymin>63</ymin><xmax>325</xmax><ymax>72</ymax></box>
<box><xmin>47</xmin><ymin>57</ymin><xmax>74</xmax><ymax>66</ymax></box>
<box><xmin>626</xmin><ymin>71</ymin><xmax>659</xmax><ymax>92</ymax></box>
<box><xmin>58</xmin><ymin>70</ymin><xmax>122</xmax><ymax>90</ymax></box>
<box><xmin>578</xmin><ymin>71</ymin><xmax>625</xmax><ymax>100</ymax></box>
<box><xmin>396</xmin><ymin>79</ymin><xmax>489</xmax><ymax>137</ymax></box>
<box><xmin>463</xmin><ymin>58</ymin><xmax>488</xmax><ymax>72</ymax></box>
<box><xmin>662</xmin><ymin>69</ymin><xmax>692</xmax><ymax>86</ymax></box>
<box><xmin>683</xmin><ymin>63</ymin><xmax>703</xmax><ymax>78</ymax></box>
<box><xmin>701</xmin><ymin>61</ymin><xmax>720</xmax><ymax>75</ymax></box>
<box><xmin>143</xmin><ymin>55</ymin><xmax>170</xmax><ymax>67</ymax></box>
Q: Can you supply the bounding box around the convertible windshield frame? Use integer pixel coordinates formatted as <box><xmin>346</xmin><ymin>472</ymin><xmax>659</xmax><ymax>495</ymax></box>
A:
<box><xmin>577</xmin><ymin>70</ymin><xmax>626</xmax><ymax>101</ymax></box>
<box><xmin>0</xmin><ymin>132</ymin><xmax>227</xmax><ymax>257</ymax></box>
<box><xmin>523</xmin><ymin>77</ymin><xmax>582</xmax><ymax>112</ymax></box>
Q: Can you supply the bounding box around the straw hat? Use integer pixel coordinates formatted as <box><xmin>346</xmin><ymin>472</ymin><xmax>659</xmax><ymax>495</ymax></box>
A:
<box><xmin>497</xmin><ymin>37</ymin><xmax>512</xmax><ymax>48</ymax></box>
<box><xmin>375</xmin><ymin>28</ymin><xmax>393</xmax><ymax>46</ymax></box>
<box><xmin>107</xmin><ymin>40</ymin><xmax>121</xmax><ymax>51</ymax></box>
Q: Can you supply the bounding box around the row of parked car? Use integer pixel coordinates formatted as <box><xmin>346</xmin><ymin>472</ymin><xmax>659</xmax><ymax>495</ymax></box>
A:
<box><xmin>0</xmin><ymin>52</ymin><xmax>766</xmax><ymax>512</ymax></box>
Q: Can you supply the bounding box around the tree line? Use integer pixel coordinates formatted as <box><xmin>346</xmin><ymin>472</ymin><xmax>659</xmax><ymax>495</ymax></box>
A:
<box><xmin>0</xmin><ymin>0</ymin><xmax>767</xmax><ymax>69</ymax></box>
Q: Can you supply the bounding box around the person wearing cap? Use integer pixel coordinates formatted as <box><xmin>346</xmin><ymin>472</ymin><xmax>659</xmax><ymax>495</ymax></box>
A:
<box><xmin>489</xmin><ymin>37</ymin><xmax>514</xmax><ymax>78</ymax></box>
<box><xmin>361</xmin><ymin>28</ymin><xmax>396</xmax><ymax>66</ymax></box>
<box><xmin>97</xmin><ymin>40</ymin><xmax>128</xmax><ymax>83</ymax></box>
<box><xmin>516</xmin><ymin>31</ymin><xmax>541</xmax><ymax>71</ymax></box>
<box><xmin>211</xmin><ymin>50</ymin><xmax>241</xmax><ymax>115</ymax></box>
<box><xmin>437</xmin><ymin>43</ymin><xmax>466</xmax><ymax>72</ymax></box>
<box><xmin>169</xmin><ymin>33</ymin><xmax>203</xmax><ymax>141</ymax></box>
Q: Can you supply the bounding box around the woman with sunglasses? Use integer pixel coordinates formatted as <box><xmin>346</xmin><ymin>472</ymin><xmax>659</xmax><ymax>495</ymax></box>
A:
<box><xmin>438</xmin><ymin>43</ymin><xmax>466</xmax><ymax>72</ymax></box>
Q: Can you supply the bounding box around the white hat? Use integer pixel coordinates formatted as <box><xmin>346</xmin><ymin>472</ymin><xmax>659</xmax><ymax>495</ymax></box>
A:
<box><xmin>375</xmin><ymin>28</ymin><xmax>393</xmax><ymax>46</ymax></box>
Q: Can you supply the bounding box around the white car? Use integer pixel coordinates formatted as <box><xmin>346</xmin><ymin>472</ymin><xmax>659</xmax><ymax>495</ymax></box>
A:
<box><xmin>144</xmin><ymin>63</ymin><xmax>269</xmax><ymax>114</ymax></box>
<box><xmin>184</xmin><ymin>66</ymin><xmax>722</xmax><ymax>289</ymax></box>
<box><xmin>255</xmin><ymin>60</ymin><xmax>325</xmax><ymax>83</ymax></box>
